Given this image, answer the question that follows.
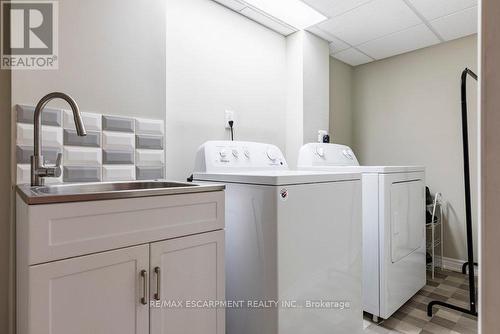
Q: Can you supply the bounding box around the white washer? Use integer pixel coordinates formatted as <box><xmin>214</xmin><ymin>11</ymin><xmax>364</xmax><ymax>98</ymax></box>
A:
<box><xmin>298</xmin><ymin>143</ymin><xmax>426</xmax><ymax>321</ymax></box>
<box><xmin>193</xmin><ymin>141</ymin><xmax>363</xmax><ymax>334</ymax></box>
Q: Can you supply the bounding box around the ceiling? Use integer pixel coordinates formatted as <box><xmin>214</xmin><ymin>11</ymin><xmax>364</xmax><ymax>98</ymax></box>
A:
<box><xmin>304</xmin><ymin>0</ymin><xmax>478</xmax><ymax>66</ymax></box>
<box><xmin>213</xmin><ymin>0</ymin><xmax>478</xmax><ymax>66</ymax></box>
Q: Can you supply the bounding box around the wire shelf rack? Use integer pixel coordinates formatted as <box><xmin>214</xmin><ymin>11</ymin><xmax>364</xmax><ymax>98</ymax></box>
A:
<box><xmin>426</xmin><ymin>192</ymin><xmax>443</xmax><ymax>279</ymax></box>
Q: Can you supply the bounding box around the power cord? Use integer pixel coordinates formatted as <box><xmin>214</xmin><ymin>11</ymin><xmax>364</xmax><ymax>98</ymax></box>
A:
<box><xmin>228</xmin><ymin>120</ymin><xmax>234</xmax><ymax>141</ymax></box>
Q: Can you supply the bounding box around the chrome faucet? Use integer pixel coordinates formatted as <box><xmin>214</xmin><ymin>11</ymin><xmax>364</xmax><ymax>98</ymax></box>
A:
<box><xmin>31</xmin><ymin>92</ymin><xmax>87</xmax><ymax>186</ymax></box>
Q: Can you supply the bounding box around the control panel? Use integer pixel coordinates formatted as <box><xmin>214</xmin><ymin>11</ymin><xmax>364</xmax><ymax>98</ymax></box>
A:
<box><xmin>194</xmin><ymin>141</ymin><xmax>289</xmax><ymax>173</ymax></box>
<box><xmin>297</xmin><ymin>143</ymin><xmax>360</xmax><ymax>167</ymax></box>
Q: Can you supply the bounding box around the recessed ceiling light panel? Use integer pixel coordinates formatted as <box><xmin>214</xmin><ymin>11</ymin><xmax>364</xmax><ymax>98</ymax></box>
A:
<box><xmin>242</xmin><ymin>0</ymin><xmax>327</xmax><ymax>30</ymax></box>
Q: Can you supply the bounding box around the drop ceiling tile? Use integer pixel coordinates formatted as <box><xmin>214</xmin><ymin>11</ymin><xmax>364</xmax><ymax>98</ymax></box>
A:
<box><xmin>240</xmin><ymin>7</ymin><xmax>296</xmax><ymax>36</ymax></box>
<box><xmin>213</xmin><ymin>0</ymin><xmax>246</xmax><ymax>12</ymax></box>
<box><xmin>317</xmin><ymin>0</ymin><xmax>422</xmax><ymax>46</ymax></box>
<box><xmin>307</xmin><ymin>26</ymin><xmax>336</xmax><ymax>42</ymax></box>
<box><xmin>333</xmin><ymin>48</ymin><xmax>373</xmax><ymax>66</ymax></box>
<box><xmin>430</xmin><ymin>6</ymin><xmax>478</xmax><ymax>41</ymax></box>
<box><xmin>306</xmin><ymin>26</ymin><xmax>351</xmax><ymax>54</ymax></box>
<box><xmin>406</xmin><ymin>0</ymin><xmax>477</xmax><ymax>21</ymax></box>
<box><xmin>329</xmin><ymin>36</ymin><xmax>350</xmax><ymax>54</ymax></box>
<box><xmin>358</xmin><ymin>24</ymin><xmax>440</xmax><ymax>60</ymax></box>
<box><xmin>302</xmin><ymin>0</ymin><xmax>374</xmax><ymax>18</ymax></box>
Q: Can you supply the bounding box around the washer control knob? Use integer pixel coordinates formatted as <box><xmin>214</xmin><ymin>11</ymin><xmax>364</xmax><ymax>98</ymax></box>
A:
<box><xmin>232</xmin><ymin>149</ymin><xmax>239</xmax><ymax>158</ymax></box>
<box><xmin>316</xmin><ymin>146</ymin><xmax>325</xmax><ymax>157</ymax></box>
<box><xmin>244</xmin><ymin>149</ymin><xmax>251</xmax><ymax>159</ymax></box>
<box><xmin>219</xmin><ymin>149</ymin><xmax>228</xmax><ymax>158</ymax></box>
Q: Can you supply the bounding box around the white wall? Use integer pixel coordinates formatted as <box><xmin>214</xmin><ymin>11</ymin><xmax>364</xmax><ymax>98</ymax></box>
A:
<box><xmin>165</xmin><ymin>0</ymin><xmax>287</xmax><ymax>180</ymax></box>
<box><xmin>285</xmin><ymin>32</ymin><xmax>304</xmax><ymax>170</ymax></box>
<box><xmin>285</xmin><ymin>31</ymin><xmax>330</xmax><ymax>168</ymax></box>
<box><xmin>350</xmin><ymin>35</ymin><xmax>478</xmax><ymax>261</ymax></box>
<box><xmin>329</xmin><ymin>57</ymin><xmax>353</xmax><ymax>146</ymax></box>
<box><xmin>303</xmin><ymin>32</ymin><xmax>330</xmax><ymax>144</ymax></box>
<box><xmin>11</xmin><ymin>0</ymin><xmax>166</xmax><ymax>119</ymax></box>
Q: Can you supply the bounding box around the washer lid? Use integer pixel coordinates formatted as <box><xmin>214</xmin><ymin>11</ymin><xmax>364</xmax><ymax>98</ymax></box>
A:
<box><xmin>193</xmin><ymin>140</ymin><xmax>289</xmax><ymax>174</ymax></box>
<box><xmin>193</xmin><ymin>170</ymin><xmax>361</xmax><ymax>186</ymax></box>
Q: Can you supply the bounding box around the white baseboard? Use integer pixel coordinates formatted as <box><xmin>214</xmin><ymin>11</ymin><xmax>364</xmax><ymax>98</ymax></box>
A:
<box><xmin>442</xmin><ymin>256</ymin><xmax>478</xmax><ymax>276</ymax></box>
<box><xmin>441</xmin><ymin>257</ymin><xmax>464</xmax><ymax>272</ymax></box>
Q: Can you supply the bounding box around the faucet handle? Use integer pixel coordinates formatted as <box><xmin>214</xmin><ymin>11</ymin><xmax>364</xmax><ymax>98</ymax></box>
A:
<box><xmin>55</xmin><ymin>152</ymin><xmax>62</xmax><ymax>167</ymax></box>
<box><xmin>45</xmin><ymin>153</ymin><xmax>62</xmax><ymax>178</ymax></box>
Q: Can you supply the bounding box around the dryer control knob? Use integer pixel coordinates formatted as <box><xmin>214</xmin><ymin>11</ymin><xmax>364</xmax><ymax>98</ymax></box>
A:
<box><xmin>244</xmin><ymin>149</ymin><xmax>251</xmax><ymax>159</ymax></box>
<box><xmin>266</xmin><ymin>148</ymin><xmax>279</xmax><ymax>162</ymax></box>
<box><xmin>232</xmin><ymin>149</ymin><xmax>239</xmax><ymax>158</ymax></box>
<box><xmin>316</xmin><ymin>147</ymin><xmax>325</xmax><ymax>157</ymax></box>
<box><xmin>343</xmin><ymin>149</ymin><xmax>354</xmax><ymax>160</ymax></box>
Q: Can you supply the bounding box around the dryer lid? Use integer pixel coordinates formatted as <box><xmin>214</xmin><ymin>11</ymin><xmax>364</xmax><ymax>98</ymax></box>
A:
<box><xmin>297</xmin><ymin>143</ymin><xmax>425</xmax><ymax>173</ymax></box>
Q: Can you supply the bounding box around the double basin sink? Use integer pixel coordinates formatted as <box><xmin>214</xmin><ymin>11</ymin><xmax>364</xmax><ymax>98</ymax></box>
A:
<box><xmin>16</xmin><ymin>180</ymin><xmax>225</xmax><ymax>205</ymax></box>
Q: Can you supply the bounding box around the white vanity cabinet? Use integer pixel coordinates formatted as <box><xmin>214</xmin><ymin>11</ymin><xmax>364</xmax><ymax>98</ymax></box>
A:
<box><xmin>28</xmin><ymin>245</ymin><xmax>150</xmax><ymax>334</ymax></box>
<box><xmin>16</xmin><ymin>190</ymin><xmax>225</xmax><ymax>334</ymax></box>
<box><xmin>150</xmin><ymin>231</ymin><xmax>225</xmax><ymax>334</ymax></box>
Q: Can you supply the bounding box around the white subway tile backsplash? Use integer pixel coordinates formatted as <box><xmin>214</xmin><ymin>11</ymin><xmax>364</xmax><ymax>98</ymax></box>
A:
<box><xmin>15</xmin><ymin>104</ymin><xmax>165</xmax><ymax>184</ymax></box>
<box><xmin>63</xmin><ymin>147</ymin><xmax>102</xmax><ymax>166</ymax></box>
<box><xmin>17</xmin><ymin>123</ymin><xmax>63</xmax><ymax>147</ymax></box>
<box><xmin>102</xmin><ymin>165</ymin><xmax>136</xmax><ymax>181</ymax></box>
<box><xmin>64</xmin><ymin>110</ymin><xmax>102</xmax><ymax>131</ymax></box>
<box><xmin>63</xmin><ymin>166</ymin><xmax>102</xmax><ymax>182</ymax></box>
<box><xmin>102</xmin><ymin>131</ymin><xmax>135</xmax><ymax>151</ymax></box>
<box><xmin>17</xmin><ymin>105</ymin><xmax>62</xmax><ymax>126</ymax></box>
<box><xmin>17</xmin><ymin>164</ymin><xmax>62</xmax><ymax>184</ymax></box>
<box><xmin>64</xmin><ymin>129</ymin><xmax>101</xmax><ymax>147</ymax></box>
<box><xmin>17</xmin><ymin>164</ymin><xmax>30</xmax><ymax>184</ymax></box>
<box><xmin>16</xmin><ymin>124</ymin><xmax>33</xmax><ymax>146</ymax></box>
<box><xmin>136</xmin><ymin>134</ymin><xmax>164</xmax><ymax>150</ymax></box>
<box><xmin>136</xmin><ymin>166</ymin><xmax>165</xmax><ymax>180</ymax></box>
<box><xmin>102</xmin><ymin>116</ymin><xmax>135</xmax><ymax>133</ymax></box>
<box><xmin>136</xmin><ymin>149</ymin><xmax>165</xmax><ymax>166</ymax></box>
<box><xmin>135</xmin><ymin>118</ymin><xmax>164</xmax><ymax>135</ymax></box>
<box><xmin>16</xmin><ymin>146</ymin><xmax>61</xmax><ymax>164</ymax></box>
<box><xmin>103</xmin><ymin>149</ymin><xmax>135</xmax><ymax>164</ymax></box>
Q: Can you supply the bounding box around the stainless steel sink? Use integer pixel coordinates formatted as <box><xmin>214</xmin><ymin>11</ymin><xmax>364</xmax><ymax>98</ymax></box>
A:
<box><xmin>17</xmin><ymin>180</ymin><xmax>225</xmax><ymax>205</ymax></box>
<box><xmin>32</xmin><ymin>181</ymin><xmax>196</xmax><ymax>195</ymax></box>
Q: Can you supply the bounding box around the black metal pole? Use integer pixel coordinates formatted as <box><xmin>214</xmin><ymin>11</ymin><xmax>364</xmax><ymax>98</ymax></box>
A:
<box><xmin>427</xmin><ymin>68</ymin><xmax>478</xmax><ymax>317</ymax></box>
<box><xmin>461</xmin><ymin>261</ymin><xmax>478</xmax><ymax>274</ymax></box>
<box><xmin>459</xmin><ymin>68</ymin><xmax>478</xmax><ymax>315</ymax></box>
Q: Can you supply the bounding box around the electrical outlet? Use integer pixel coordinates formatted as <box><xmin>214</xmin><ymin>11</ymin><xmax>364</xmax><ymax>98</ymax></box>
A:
<box><xmin>225</xmin><ymin>110</ymin><xmax>235</xmax><ymax>129</ymax></box>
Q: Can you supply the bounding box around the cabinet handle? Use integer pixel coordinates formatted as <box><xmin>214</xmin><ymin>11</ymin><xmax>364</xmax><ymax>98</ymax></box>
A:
<box><xmin>154</xmin><ymin>266</ymin><xmax>161</xmax><ymax>300</ymax></box>
<box><xmin>140</xmin><ymin>269</ymin><xmax>148</xmax><ymax>305</ymax></box>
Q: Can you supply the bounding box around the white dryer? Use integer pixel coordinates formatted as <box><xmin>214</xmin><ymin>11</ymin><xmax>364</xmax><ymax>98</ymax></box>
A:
<box><xmin>193</xmin><ymin>141</ymin><xmax>363</xmax><ymax>334</ymax></box>
<box><xmin>298</xmin><ymin>143</ymin><xmax>426</xmax><ymax>321</ymax></box>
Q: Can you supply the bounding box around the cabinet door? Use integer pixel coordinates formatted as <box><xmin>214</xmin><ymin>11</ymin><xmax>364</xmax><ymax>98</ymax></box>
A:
<box><xmin>150</xmin><ymin>230</ymin><xmax>225</xmax><ymax>334</ymax></box>
<box><xmin>28</xmin><ymin>245</ymin><xmax>149</xmax><ymax>334</ymax></box>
